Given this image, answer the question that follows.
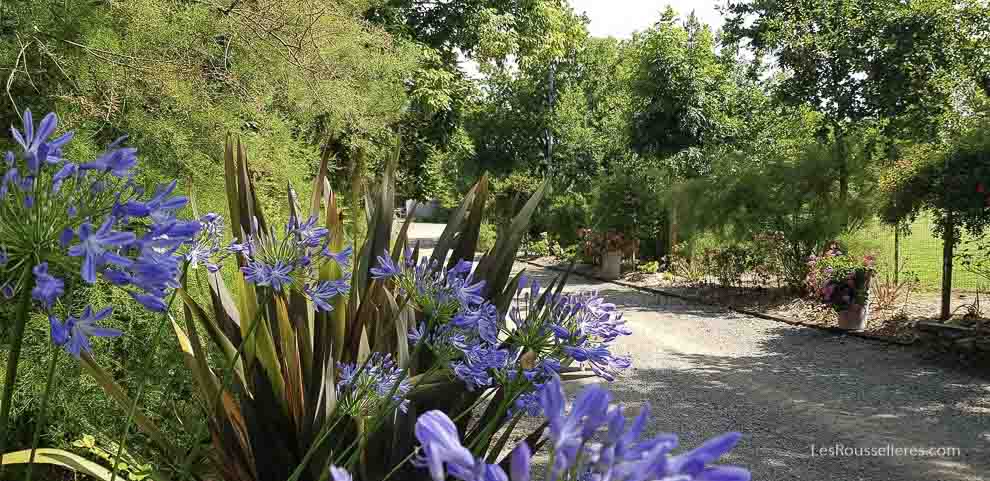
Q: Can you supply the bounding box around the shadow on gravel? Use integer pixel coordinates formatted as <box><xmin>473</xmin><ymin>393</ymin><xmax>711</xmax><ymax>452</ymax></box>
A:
<box><xmin>523</xmin><ymin>268</ymin><xmax>990</xmax><ymax>481</ymax></box>
<box><xmin>604</xmin><ymin>326</ymin><xmax>990</xmax><ymax>481</ymax></box>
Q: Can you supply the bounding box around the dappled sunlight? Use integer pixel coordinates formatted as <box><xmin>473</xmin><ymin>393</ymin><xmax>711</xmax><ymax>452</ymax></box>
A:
<box><xmin>520</xmin><ymin>261</ymin><xmax>990</xmax><ymax>481</ymax></box>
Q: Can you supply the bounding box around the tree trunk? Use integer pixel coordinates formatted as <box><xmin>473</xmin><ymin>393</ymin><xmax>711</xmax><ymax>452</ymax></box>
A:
<box><xmin>669</xmin><ymin>202</ymin><xmax>679</xmax><ymax>252</ymax></box>
<box><xmin>835</xmin><ymin>127</ymin><xmax>849</xmax><ymax>207</ymax></box>
<box><xmin>941</xmin><ymin>212</ymin><xmax>955</xmax><ymax>321</ymax></box>
<box><xmin>894</xmin><ymin>226</ymin><xmax>900</xmax><ymax>284</ymax></box>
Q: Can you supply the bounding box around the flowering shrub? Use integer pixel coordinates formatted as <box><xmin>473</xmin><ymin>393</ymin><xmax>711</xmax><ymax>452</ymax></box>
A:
<box><xmin>806</xmin><ymin>243</ymin><xmax>876</xmax><ymax>311</ymax></box>
<box><xmin>0</xmin><ymin>118</ymin><xmax>747</xmax><ymax>481</ymax></box>
<box><xmin>577</xmin><ymin>229</ymin><xmax>639</xmax><ymax>265</ymax></box>
<box><xmin>0</xmin><ymin>110</ymin><xmax>205</xmax><ymax>477</ymax></box>
<box><xmin>0</xmin><ymin>132</ymin><xmax>639</xmax><ymax>481</ymax></box>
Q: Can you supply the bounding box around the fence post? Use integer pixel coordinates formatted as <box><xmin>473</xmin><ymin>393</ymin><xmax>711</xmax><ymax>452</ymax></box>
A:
<box><xmin>894</xmin><ymin>224</ymin><xmax>900</xmax><ymax>284</ymax></box>
<box><xmin>941</xmin><ymin>211</ymin><xmax>955</xmax><ymax>320</ymax></box>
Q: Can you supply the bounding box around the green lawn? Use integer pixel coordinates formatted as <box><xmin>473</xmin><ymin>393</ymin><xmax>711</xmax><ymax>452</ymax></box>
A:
<box><xmin>843</xmin><ymin>215</ymin><xmax>988</xmax><ymax>292</ymax></box>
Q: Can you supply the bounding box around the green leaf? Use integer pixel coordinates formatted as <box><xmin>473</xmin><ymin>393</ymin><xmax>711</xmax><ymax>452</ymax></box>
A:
<box><xmin>449</xmin><ymin>174</ymin><xmax>488</xmax><ymax>269</ymax></box>
<box><xmin>177</xmin><ymin>287</ymin><xmax>245</xmax><ymax>388</ymax></box>
<box><xmin>477</xmin><ymin>179</ymin><xmax>549</xmax><ymax>295</ymax></box>
<box><xmin>430</xmin><ymin>179</ymin><xmax>480</xmax><ymax>268</ymax></box>
<box><xmin>1</xmin><ymin>448</ymin><xmax>122</xmax><ymax>480</ymax></box>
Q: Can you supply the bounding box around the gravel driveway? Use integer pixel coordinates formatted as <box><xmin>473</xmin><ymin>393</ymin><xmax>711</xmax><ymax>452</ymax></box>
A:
<box><xmin>516</xmin><ymin>262</ymin><xmax>990</xmax><ymax>481</ymax></box>
<box><xmin>405</xmin><ymin>223</ymin><xmax>990</xmax><ymax>480</ymax></box>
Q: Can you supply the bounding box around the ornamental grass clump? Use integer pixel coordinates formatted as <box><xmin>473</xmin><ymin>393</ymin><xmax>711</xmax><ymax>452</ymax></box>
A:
<box><xmin>134</xmin><ymin>139</ymin><xmax>636</xmax><ymax>481</ymax></box>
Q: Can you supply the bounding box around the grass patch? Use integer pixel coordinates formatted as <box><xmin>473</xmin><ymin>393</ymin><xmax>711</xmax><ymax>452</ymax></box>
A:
<box><xmin>842</xmin><ymin>215</ymin><xmax>988</xmax><ymax>292</ymax></box>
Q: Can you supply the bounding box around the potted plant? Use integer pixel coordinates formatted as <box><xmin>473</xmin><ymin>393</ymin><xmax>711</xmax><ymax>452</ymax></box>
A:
<box><xmin>807</xmin><ymin>244</ymin><xmax>876</xmax><ymax>330</ymax></box>
<box><xmin>600</xmin><ymin>231</ymin><xmax>626</xmax><ymax>279</ymax></box>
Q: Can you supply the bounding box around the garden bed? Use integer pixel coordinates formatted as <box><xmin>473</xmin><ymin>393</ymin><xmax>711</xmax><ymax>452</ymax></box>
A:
<box><xmin>524</xmin><ymin>255</ymin><xmax>987</xmax><ymax>346</ymax></box>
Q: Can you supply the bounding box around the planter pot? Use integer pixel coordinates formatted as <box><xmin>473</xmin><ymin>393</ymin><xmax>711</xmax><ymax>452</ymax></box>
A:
<box><xmin>601</xmin><ymin>250</ymin><xmax>622</xmax><ymax>280</ymax></box>
<box><xmin>837</xmin><ymin>303</ymin><xmax>869</xmax><ymax>331</ymax></box>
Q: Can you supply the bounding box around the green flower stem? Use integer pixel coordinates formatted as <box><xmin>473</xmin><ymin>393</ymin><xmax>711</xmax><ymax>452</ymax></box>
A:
<box><xmin>0</xmin><ymin>273</ymin><xmax>34</xmax><ymax>473</ymax></box>
<box><xmin>108</xmin><ymin>282</ymin><xmax>183</xmax><ymax>481</ymax></box>
<box><xmin>25</xmin><ymin>345</ymin><xmax>60</xmax><ymax>481</ymax></box>
<box><xmin>364</xmin><ymin>383</ymin><xmax>495</xmax><ymax>481</ymax></box>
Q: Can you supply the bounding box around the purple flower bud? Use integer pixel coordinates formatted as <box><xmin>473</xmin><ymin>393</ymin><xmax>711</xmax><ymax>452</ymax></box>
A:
<box><xmin>31</xmin><ymin>263</ymin><xmax>64</xmax><ymax>309</ymax></box>
<box><xmin>510</xmin><ymin>442</ymin><xmax>531</xmax><ymax>481</ymax></box>
<box><xmin>59</xmin><ymin>227</ymin><xmax>74</xmax><ymax>247</ymax></box>
<box><xmin>129</xmin><ymin>291</ymin><xmax>166</xmax><ymax>312</ymax></box>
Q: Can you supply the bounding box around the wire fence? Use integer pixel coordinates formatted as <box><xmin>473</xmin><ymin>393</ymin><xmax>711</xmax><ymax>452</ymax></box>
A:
<box><xmin>851</xmin><ymin>215</ymin><xmax>987</xmax><ymax>293</ymax></box>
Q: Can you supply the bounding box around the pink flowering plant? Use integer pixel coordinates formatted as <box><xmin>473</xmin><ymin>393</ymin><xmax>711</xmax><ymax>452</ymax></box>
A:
<box><xmin>806</xmin><ymin>243</ymin><xmax>876</xmax><ymax>311</ymax></box>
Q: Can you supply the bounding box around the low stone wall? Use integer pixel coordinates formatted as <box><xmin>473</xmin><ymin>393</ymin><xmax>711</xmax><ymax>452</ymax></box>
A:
<box><xmin>915</xmin><ymin>321</ymin><xmax>990</xmax><ymax>363</ymax></box>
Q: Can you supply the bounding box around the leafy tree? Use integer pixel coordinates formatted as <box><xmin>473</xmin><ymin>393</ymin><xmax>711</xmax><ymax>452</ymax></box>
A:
<box><xmin>463</xmin><ymin>0</ymin><xmax>596</xmax><ymax>184</ymax></box>
<box><xmin>397</xmin><ymin>51</ymin><xmax>478</xmax><ymax>200</ymax></box>
<box><xmin>367</xmin><ymin>0</ymin><xmax>561</xmax><ymax>65</ymax></box>
<box><xmin>590</xmin><ymin>163</ymin><xmax>668</xmax><ymax>244</ymax></box>
<box><xmin>724</xmin><ymin>0</ymin><xmax>990</xmax><ymax>199</ymax></box>
<box><xmin>680</xmin><ymin>106</ymin><xmax>877</xmax><ymax>285</ymax></box>
<box><xmin>626</xmin><ymin>9</ymin><xmax>735</xmax><ymax>174</ymax></box>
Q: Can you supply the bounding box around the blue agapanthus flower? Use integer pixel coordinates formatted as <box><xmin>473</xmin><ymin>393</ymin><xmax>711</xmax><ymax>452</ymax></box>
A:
<box><xmin>328</xmin><ymin>466</ymin><xmax>352</xmax><ymax>481</ymax></box>
<box><xmin>370</xmin><ymin>250</ymin><xmax>402</xmax><ymax>279</ymax></box>
<box><xmin>336</xmin><ymin>353</ymin><xmax>411</xmax><ymax>415</ymax></box>
<box><xmin>241</xmin><ymin>260</ymin><xmax>293</xmax><ymax>291</ymax></box>
<box><xmin>49</xmin><ymin>305</ymin><xmax>123</xmax><ymax>358</ymax></box>
<box><xmin>411</xmin><ymin>376</ymin><xmax>751</xmax><ymax>481</ymax></box>
<box><xmin>413</xmin><ymin>410</ymin><xmax>507</xmax><ymax>481</ymax></box>
<box><xmin>31</xmin><ymin>263</ymin><xmax>64</xmax><ymax>309</ymax></box>
<box><xmin>226</xmin><ymin>209</ymin><xmax>351</xmax><ymax>311</ymax></box>
<box><xmin>68</xmin><ymin>217</ymin><xmax>137</xmax><ymax>283</ymax></box>
<box><xmin>0</xmin><ymin>109</ymin><xmax>210</xmax><ymax>350</ymax></box>
<box><xmin>304</xmin><ymin>277</ymin><xmax>351</xmax><ymax>312</ymax></box>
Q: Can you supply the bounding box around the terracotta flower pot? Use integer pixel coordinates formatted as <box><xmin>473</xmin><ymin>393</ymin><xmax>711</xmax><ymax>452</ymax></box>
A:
<box><xmin>601</xmin><ymin>250</ymin><xmax>622</xmax><ymax>280</ymax></box>
<box><xmin>837</xmin><ymin>303</ymin><xmax>869</xmax><ymax>331</ymax></box>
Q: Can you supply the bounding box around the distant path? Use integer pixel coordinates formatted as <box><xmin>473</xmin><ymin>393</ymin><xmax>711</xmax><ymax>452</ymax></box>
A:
<box><xmin>408</xmin><ymin>222</ymin><xmax>990</xmax><ymax>480</ymax></box>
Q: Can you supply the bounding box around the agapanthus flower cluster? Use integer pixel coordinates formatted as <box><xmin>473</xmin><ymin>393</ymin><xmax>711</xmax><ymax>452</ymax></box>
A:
<box><xmin>410</xmin><ymin>375</ymin><xmax>751</xmax><ymax>481</ymax></box>
<box><xmin>546</xmin><ymin>290</ymin><xmax>631</xmax><ymax>382</ymax></box>
<box><xmin>185</xmin><ymin>212</ymin><xmax>226</xmax><ymax>273</ymax></box>
<box><xmin>370</xmin><ymin>251</ymin><xmax>631</xmax><ymax>402</ymax></box>
<box><xmin>0</xmin><ymin>110</ymin><xmax>205</xmax><ymax>357</ymax></box>
<box><xmin>372</xmin><ymin>251</ymin><xmax>509</xmax><ymax>391</ymax></box>
<box><xmin>336</xmin><ymin>353</ymin><xmax>411</xmax><ymax>415</ymax></box>
<box><xmin>232</xmin><ymin>212</ymin><xmax>351</xmax><ymax>310</ymax></box>
<box><xmin>374</xmin><ymin>250</ymin><xmax>485</xmax><ymax>322</ymax></box>
<box><xmin>506</xmin><ymin>276</ymin><xmax>631</xmax><ymax>416</ymax></box>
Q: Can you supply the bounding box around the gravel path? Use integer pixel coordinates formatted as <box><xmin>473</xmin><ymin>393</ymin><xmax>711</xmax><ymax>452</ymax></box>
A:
<box><xmin>516</xmin><ymin>261</ymin><xmax>990</xmax><ymax>481</ymax></box>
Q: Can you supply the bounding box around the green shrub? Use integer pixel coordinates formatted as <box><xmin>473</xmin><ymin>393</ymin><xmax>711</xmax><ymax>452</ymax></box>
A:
<box><xmin>0</xmin><ymin>284</ymin><xmax>199</xmax><ymax>470</ymax></box>
<box><xmin>680</xmin><ymin>138</ymin><xmax>874</xmax><ymax>287</ymax></box>
<box><xmin>478</xmin><ymin>221</ymin><xmax>497</xmax><ymax>252</ymax></box>
<box><xmin>540</xmin><ymin>192</ymin><xmax>590</xmax><ymax>246</ymax></box>
<box><xmin>522</xmin><ymin>232</ymin><xmax>560</xmax><ymax>257</ymax></box>
<box><xmin>703</xmin><ymin>245</ymin><xmax>756</xmax><ymax>288</ymax></box>
<box><xmin>637</xmin><ymin>261</ymin><xmax>661</xmax><ymax>274</ymax></box>
<box><xmin>590</xmin><ymin>164</ymin><xmax>667</xmax><ymax>243</ymax></box>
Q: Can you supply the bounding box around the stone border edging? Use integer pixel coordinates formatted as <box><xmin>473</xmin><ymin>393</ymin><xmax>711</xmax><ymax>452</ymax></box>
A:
<box><xmin>518</xmin><ymin>257</ymin><xmax>916</xmax><ymax>347</ymax></box>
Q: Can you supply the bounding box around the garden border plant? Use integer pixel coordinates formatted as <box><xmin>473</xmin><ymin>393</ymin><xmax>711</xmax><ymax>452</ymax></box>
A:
<box><xmin>0</xmin><ymin>110</ymin><xmax>751</xmax><ymax>481</ymax></box>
